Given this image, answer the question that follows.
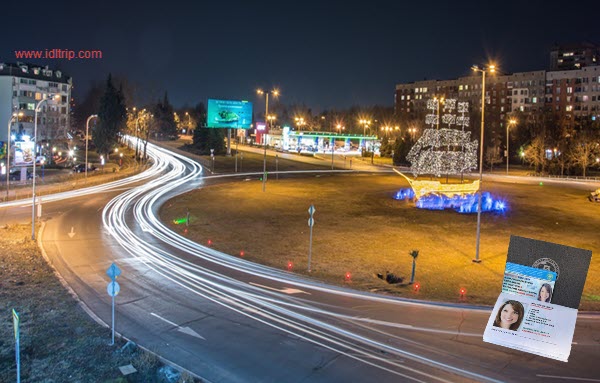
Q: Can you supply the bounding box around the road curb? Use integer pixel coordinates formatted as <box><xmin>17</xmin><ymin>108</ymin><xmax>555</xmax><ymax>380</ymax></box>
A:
<box><xmin>37</xmin><ymin>221</ymin><xmax>212</xmax><ymax>383</ymax></box>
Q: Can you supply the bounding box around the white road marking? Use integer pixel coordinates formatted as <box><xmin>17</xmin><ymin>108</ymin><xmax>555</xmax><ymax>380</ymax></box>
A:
<box><xmin>250</xmin><ymin>282</ymin><xmax>311</xmax><ymax>295</ymax></box>
<box><xmin>150</xmin><ymin>312</ymin><xmax>205</xmax><ymax>340</ymax></box>
<box><xmin>68</xmin><ymin>226</ymin><xmax>76</xmax><ymax>238</ymax></box>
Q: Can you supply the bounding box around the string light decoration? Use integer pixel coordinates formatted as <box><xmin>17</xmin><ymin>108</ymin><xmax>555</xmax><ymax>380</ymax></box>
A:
<box><xmin>393</xmin><ymin>98</ymin><xmax>507</xmax><ymax>213</ymax></box>
<box><xmin>394</xmin><ymin>168</ymin><xmax>480</xmax><ymax>199</ymax></box>
<box><xmin>407</xmin><ymin>99</ymin><xmax>477</xmax><ymax>177</ymax></box>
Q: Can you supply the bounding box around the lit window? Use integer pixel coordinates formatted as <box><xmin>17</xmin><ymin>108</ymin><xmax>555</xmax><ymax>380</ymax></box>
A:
<box><xmin>35</xmin><ymin>92</ymin><xmax>42</xmax><ymax>100</ymax></box>
<box><xmin>532</xmin><ymin>97</ymin><xmax>537</xmax><ymax>103</ymax></box>
<box><xmin>567</xmin><ymin>87</ymin><xmax>573</xmax><ymax>93</ymax></box>
<box><xmin>566</xmin><ymin>105</ymin><xmax>573</xmax><ymax>112</ymax></box>
<box><xmin>583</xmin><ymin>95</ymin><xmax>589</xmax><ymax>102</ymax></box>
<box><xmin>459</xmin><ymin>85</ymin><xmax>464</xmax><ymax>91</ymax></box>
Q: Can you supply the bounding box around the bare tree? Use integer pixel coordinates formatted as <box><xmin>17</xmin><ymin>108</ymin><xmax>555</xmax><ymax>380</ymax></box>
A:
<box><xmin>568</xmin><ymin>132</ymin><xmax>598</xmax><ymax>177</ymax></box>
<box><xmin>523</xmin><ymin>135</ymin><xmax>547</xmax><ymax>174</ymax></box>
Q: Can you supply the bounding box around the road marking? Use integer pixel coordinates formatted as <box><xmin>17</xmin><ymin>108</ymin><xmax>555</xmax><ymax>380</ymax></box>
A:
<box><xmin>150</xmin><ymin>312</ymin><xmax>205</xmax><ymax>340</ymax></box>
<box><xmin>68</xmin><ymin>227</ymin><xmax>75</xmax><ymax>238</ymax></box>
<box><xmin>249</xmin><ymin>282</ymin><xmax>311</xmax><ymax>295</ymax></box>
<box><xmin>536</xmin><ymin>375</ymin><xmax>600</xmax><ymax>382</ymax></box>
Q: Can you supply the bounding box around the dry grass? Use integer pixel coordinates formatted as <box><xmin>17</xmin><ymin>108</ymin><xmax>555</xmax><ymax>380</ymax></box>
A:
<box><xmin>161</xmin><ymin>174</ymin><xmax>600</xmax><ymax>310</ymax></box>
<box><xmin>0</xmin><ymin>224</ymin><xmax>201</xmax><ymax>382</ymax></box>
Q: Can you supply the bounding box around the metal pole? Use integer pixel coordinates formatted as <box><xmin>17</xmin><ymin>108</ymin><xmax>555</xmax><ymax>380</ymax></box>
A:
<box><xmin>506</xmin><ymin>123</ymin><xmax>509</xmax><ymax>175</ymax></box>
<box><xmin>110</xmin><ymin>294</ymin><xmax>115</xmax><ymax>345</ymax></box>
<box><xmin>262</xmin><ymin>93</ymin><xmax>269</xmax><ymax>192</ymax></box>
<box><xmin>308</xmin><ymin>223</ymin><xmax>313</xmax><ymax>272</ymax></box>
<box><xmin>331</xmin><ymin>136</ymin><xmax>334</xmax><ymax>170</ymax></box>
<box><xmin>474</xmin><ymin>70</ymin><xmax>485</xmax><ymax>263</ymax></box>
<box><xmin>32</xmin><ymin>99</ymin><xmax>45</xmax><ymax>241</ymax></box>
<box><xmin>6</xmin><ymin>115</ymin><xmax>14</xmax><ymax>201</ymax></box>
<box><xmin>276</xmin><ymin>154</ymin><xmax>279</xmax><ymax>180</ymax></box>
<box><xmin>85</xmin><ymin>115</ymin><xmax>97</xmax><ymax>180</ymax></box>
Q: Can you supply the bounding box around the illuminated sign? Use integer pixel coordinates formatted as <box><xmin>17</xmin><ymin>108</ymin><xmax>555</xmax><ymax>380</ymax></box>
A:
<box><xmin>14</xmin><ymin>141</ymin><xmax>35</xmax><ymax>165</ymax></box>
<box><xmin>207</xmin><ymin>99</ymin><xmax>253</xmax><ymax>129</ymax></box>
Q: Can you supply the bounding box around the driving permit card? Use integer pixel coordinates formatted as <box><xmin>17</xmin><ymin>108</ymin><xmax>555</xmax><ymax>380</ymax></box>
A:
<box><xmin>483</xmin><ymin>292</ymin><xmax>578</xmax><ymax>362</ymax></box>
<box><xmin>502</xmin><ymin>262</ymin><xmax>556</xmax><ymax>302</ymax></box>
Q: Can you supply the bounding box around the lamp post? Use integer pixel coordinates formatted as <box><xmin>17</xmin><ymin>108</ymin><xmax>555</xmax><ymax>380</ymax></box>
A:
<box><xmin>32</xmin><ymin>94</ymin><xmax>58</xmax><ymax>240</ymax></box>
<box><xmin>257</xmin><ymin>88</ymin><xmax>279</xmax><ymax>192</ymax></box>
<box><xmin>507</xmin><ymin>118</ymin><xmax>516</xmax><ymax>175</ymax></box>
<box><xmin>433</xmin><ymin>96</ymin><xmax>445</xmax><ymax>130</ymax></box>
<box><xmin>333</xmin><ymin>124</ymin><xmax>345</xmax><ymax>169</ymax></box>
<box><xmin>85</xmin><ymin>114</ymin><xmax>98</xmax><ymax>180</ymax></box>
<box><xmin>471</xmin><ymin>63</ymin><xmax>496</xmax><ymax>263</ymax></box>
<box><xmin>6</xmin><ymin>112</ymin><xmax>23</xmax><ymax>200</ymax></box>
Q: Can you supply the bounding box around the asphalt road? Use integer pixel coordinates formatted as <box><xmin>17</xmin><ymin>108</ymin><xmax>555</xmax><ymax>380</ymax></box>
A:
<box><xmin>2</xmin><ymin>141</ymin><xmax>599</xmax><ymax>382</ymax></box>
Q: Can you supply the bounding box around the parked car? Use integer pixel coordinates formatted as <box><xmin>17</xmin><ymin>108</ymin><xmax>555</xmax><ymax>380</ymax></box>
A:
<box><xmin>590</xmin><ymin>189</ymin><xmax>600</xmax><ymax>203</ymax></box>
<box><xmin>73</xmin><ymin>163</ymin><xmax>97</xmax><ymax>173</ymax></box>
<box><xmin>8</xmin><ymin>169</ymin><xmax>34</xmax><ymax>181</ymax></box>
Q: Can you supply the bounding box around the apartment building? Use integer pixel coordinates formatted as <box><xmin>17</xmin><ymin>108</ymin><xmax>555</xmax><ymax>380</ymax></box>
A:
<box><xmin>0</xmin><ymin>62</ymin><xmax>72</xmax><ymax>144</ymax></box>
<box><xmin>550</xmin><ymin>42</ymin><xmax>600</xmax><ymax>70</ymax></box>
<box><xmin>546</xmin><ymin>66</ymin><xmax>600</xmax><ymax>119</ymax></box>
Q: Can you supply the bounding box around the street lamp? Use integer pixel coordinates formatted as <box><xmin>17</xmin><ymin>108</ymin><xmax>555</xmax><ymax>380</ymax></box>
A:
<box><xmin>32</xmin><ymin>94</ymin><xmax>59</xmax><ymax>240</ymax></box>
<box><xmin>507</xmin><ymin>118</ymin><xmax>517</xmax><ymax>175</ymax></box>
<box><xmin>294</xmin><ymin>117</ymin><xmax>305</xmax><ymax>127</ymax></box>
<box><xmin>471</xmin><ymin>63</ymin><xmax>496</xmax><ymax>263</ymax></box>
<box><xmin>6</xmin><ymin>112</ymin><xmax>23</xmax><ymax>200</ymax></box>
<box><xmin>85</xmin><ymin>114</ymin><xmax>98</xmax><ymax>179</ymax></box>
<box><xmin>257</xmin><ymin>88</ymin><xmax>279</xmax><ymax>192</ymax></box>
<box><xmin>333</xmin><ymin>124</ymin><xmax>345</xmax><ymax>169</ymax></box>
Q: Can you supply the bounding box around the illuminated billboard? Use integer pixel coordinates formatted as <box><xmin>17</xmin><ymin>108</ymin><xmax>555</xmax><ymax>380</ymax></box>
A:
<box><xmin>14</xmin><ymin>141</ymin><xmax>35</xmax><ymax>165</ymax></box>
<box><xmin>207</xmin><ymin>99</ymin><xmax>253</xmax><ymax>129</ymax></box>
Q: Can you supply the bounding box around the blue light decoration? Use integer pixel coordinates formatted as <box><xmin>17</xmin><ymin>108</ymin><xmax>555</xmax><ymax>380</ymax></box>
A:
<box><xmin>394</xmin><ymin>189</ymin><xmax>507</xmax><ymax>214</ymax></box>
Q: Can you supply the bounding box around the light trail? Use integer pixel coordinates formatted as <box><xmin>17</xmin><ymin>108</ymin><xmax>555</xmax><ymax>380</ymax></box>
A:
<box><xmin>100</xmin><ymin>141</ymin><xmax>503</xmax><ymax>382</ymax></box>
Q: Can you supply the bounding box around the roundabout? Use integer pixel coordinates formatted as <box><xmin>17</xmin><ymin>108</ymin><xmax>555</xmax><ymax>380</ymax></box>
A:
<box><xmin>161</xmin><ymin>172</ymin><xmax>600</xmax><ymax>310</ymax></box>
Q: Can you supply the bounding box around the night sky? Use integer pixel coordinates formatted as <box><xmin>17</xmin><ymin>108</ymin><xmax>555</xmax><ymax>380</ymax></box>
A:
<box><xmin>3</xmin><ymin>0</ymin><xmax>599</xmax><ymax>110</ymax></box>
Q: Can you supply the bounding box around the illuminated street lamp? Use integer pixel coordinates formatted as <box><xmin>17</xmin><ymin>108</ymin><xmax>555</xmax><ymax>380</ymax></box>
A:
<box><xmin>6</xmin><ymin>111</ymin><xmax>23</xmax><ymax>200</ymax></box>
<box><xmin>32</xmin><ymin>94</ymin><xmax>60</xmax><ymax>240</ymax></box>
<box><xmin>433</xmin><ymin>96</ymin><xmax>445</xmax><ymax>130</ymax></box>
<box><xmin>295</xmin><ymin>117</ymin><xmax>305</xmax><ymax>129</ymax></box>
<box><xmin>408</xmin><ymin>127</ymin><xmax>417</xmax><ymax>140</ymax></box>
<box><xmin>359</xmin><ymin>119</ymin><xmax>372</xmax><ymax>136</ymax></box>
<box><xmin>257</xmin><ymin>88</ymin><xmax>280</xmax><ymax>192</ymax></box>
<box><xmin>507</xmin><ymin>118</ymin><xmax>517</xmax><ymax>175</ymax></box>
<box><xmin>471</xmin><ymin>62</ymin><xmax>496</xmax><ymax>263</ymax></box>
<box><xmin>85</xmin><ymin>114</ymin><xmax>98</xmax><ymax>179</ymax></box>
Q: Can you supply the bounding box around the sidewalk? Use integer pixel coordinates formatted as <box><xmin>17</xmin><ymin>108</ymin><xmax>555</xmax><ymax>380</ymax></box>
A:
<box><xmin>1</xmin><ymin>161</ymin><xmax>146</xmax><ymax>202</ymax></box>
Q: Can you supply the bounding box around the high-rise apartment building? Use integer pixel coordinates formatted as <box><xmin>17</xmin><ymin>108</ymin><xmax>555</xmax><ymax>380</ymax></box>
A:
<box><xmin>0</xmin><ymin>62</ymin><xmax>72</xmax><ymax>143</ymax></box>
<box><xmin>549</xmin><ymin>42</ymin><xmax>600</xmax><ymax>70</ymax></box>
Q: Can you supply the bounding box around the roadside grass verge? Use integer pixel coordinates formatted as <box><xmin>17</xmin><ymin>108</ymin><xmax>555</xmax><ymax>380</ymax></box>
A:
<box><xmin>161</xmin><ymin>173</ymin><xmax>600</xmax><ymax>310</ymax></box>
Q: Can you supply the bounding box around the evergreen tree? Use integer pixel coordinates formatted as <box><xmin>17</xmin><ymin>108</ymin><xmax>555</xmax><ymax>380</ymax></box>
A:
<box><xmin>192</xmin><ymin>126</ymin><xmax>226</xmax><ymax>155</ymax></box>
<box><xmin>94</xmin><ymin>74</ymin><xmax>127</xmax><ymax>156</ymax></box>
<box><xmin>153</xmin><ymin>92</ymin><xmax>178</xmax><ymax>140</ymax></box>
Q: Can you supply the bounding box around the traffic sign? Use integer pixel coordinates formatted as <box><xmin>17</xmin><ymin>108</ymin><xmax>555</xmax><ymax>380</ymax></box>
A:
<box><xmin>106</xmin><ymin>263</ymin><xmax>122</xmax><ymax>281</ymax></box>
<box><xmin>308</xmin><ymin>205</ymin><xmax>316</xmax><ymax>216</ymax></box>
<box><xmin>308</xmin><ymin>217</ymin><xmax>314</xmax><ymax>227</ymax></box>
<box><xmin>107</xmin><ymin>281</ymin><xmax>121</xmax><ymax>297</ymax></box>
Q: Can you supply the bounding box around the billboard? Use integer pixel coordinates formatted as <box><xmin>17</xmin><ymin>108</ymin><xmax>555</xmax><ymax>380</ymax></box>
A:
<box><xmin>14</xmin><ymin>141</ymin><xmax>35</xmax><ymax>165</ymax></box>
<box><xmin>207</xmin><ymin>99</ymin><xmax>253</xmax><ymax>129</ymax></box>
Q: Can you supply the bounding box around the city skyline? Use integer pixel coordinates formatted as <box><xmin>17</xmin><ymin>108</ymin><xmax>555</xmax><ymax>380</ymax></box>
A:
<box><xmin>2</xmin><ymin>0</ymin><xmax>599</xmax><ymax>110</ymax></box>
